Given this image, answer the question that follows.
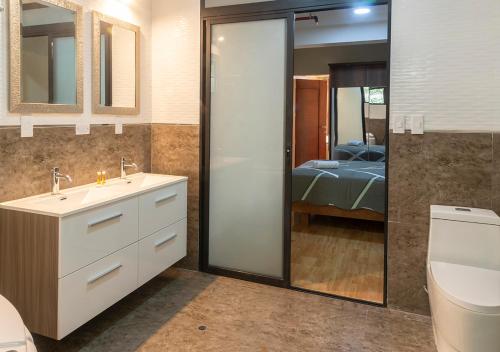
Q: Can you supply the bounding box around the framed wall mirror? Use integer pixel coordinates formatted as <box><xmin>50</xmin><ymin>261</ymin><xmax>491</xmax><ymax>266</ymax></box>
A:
<box><xmin>330</xmin><ymin>62</ymin><xmax>387</xmax><ymax>162</ymax></box>
<box><xmin>334</xmin><ymin>87</ymin><xmax>366</xmax><ymax>145</ymax></box>
<box><xmin>333</xmin><ymin>86</ymin><xmax>386</xmax><ymax>150</ymax></box>
<box><xmin>9</xmin><ymin>0</ymin><xmax>83</xmax><ymax>113</ymax></box>
<box><xmin>92</xmin><ymin>11</ymin><xmax>140</xmax><ymax>115</ymax></box>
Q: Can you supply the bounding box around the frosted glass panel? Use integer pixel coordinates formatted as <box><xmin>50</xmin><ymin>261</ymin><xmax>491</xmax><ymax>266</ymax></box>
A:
<box><xmin>205</xmin><ymin>0</ymin><xmax>274</xmax><ymax>8</ymax></box>
<box><xmin>209</xmin><ymin>19</ymin><xmax>287</xmax><ymax>278</ymax></box>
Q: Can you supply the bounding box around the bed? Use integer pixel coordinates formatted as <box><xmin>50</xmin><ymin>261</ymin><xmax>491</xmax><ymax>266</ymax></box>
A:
<box><xmin>332</xmin><ymin>144</ymin><xmax>385</xmax><ymax>162</ymax></box>
<box><xmin>292</xmin><ymin>160</ymin><xmax>385</xmax><ymax>223</ymax></box>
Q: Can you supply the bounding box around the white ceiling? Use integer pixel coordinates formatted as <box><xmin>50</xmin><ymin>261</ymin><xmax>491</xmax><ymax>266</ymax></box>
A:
<box><xmin>296</xmin><ymin>5</ymin><xmax>388</xmax><ymax>29</ymax></box>
<box><xmin>295</xmin><ymin>5</ymin><xmax>388</xmax><ymax>49</ymax></box>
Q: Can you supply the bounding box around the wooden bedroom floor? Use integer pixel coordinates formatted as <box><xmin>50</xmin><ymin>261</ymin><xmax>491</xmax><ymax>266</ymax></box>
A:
<box><xmin>291</xmin><ymin>215</ymin><xmax>385</xmax><ymax>304</ymax></box>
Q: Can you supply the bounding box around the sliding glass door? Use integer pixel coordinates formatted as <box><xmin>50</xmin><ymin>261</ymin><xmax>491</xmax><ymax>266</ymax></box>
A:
<box><xmin>202</xmin><ymin>14</ymin><xmax>293</xmax><ymax>282</ymax></box>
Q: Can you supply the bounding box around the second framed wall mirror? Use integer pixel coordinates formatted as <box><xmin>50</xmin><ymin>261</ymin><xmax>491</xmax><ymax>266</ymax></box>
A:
<box><xmin>330</xmin><ymin>62</ymin><xmax>387</xmax><ymax>162</ymax></box>
<box><xmin>92</xmin><ymin>11</ymin><xmax>140</xmax><ymax>115</ymax></box>
<box><xmin>9</xmin><ymin>0</ymin><xmax>83</xmax><ymax>113</ymax></box>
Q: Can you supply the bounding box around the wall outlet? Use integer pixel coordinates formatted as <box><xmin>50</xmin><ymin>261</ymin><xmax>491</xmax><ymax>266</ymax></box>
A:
<box><xmin>393</xmin><ymin>115</ymin><xmax>406</xmax><ymax>134</ymax></box>
<box><xmin>76</xmin><ymin>122</ymin><xmax>90</xmax><ymax>135</ymax></box>
<box><xmin>411</xmin><ymin>115</ymin><xmax>424</xmax><ymax>134</ymax></box>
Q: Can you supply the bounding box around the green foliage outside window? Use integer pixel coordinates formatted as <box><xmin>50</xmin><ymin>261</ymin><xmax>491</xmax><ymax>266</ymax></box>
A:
<box><xmin>363</xmin><ymin>87</ymin><xmax>385</xmax><ymax>105</ymax></box>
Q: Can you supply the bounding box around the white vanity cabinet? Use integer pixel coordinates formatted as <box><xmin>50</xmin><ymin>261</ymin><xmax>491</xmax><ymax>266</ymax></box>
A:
<box><xmin>0</xmin><ymin>174</ymin><xmax>187</xmax><ymax>340</ymax></box>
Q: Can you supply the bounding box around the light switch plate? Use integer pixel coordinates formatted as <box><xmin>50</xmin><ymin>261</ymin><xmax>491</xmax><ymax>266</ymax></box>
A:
<box><xmin>115</xmin><ymin>122</ymin><xmax>123</xmax><ymax>135</ymax></box>
<box><xmin>393</xmin><ymin>115</ymin><xmax>406</xmax><ymax>134</ymax></box>
<box><xmin>411</xmin><ymin>115</ymin><xmax>424</xmax><ymax>135</ymax></box>
<box><xmin>20</xmin><ymin>115</ymin><xmax>33</xmax><ymax>138</ymax></box>
<box><xmin>76</xmin><ymin>122</ymin><xmax>90</xmax><ymax>135</ymax></box>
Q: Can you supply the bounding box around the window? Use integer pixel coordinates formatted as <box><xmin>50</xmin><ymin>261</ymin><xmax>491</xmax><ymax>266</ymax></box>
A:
<box><xmin>363</xmin><ymin>87</ymin><xmax>385</xmax><ymax>105</ymax></box>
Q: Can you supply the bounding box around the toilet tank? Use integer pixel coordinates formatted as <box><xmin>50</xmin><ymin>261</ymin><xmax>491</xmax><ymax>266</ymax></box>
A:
<box><xmin>429</xmin><ymin>205</ymin><xmax>500</xmax><ymax>271</ymax></box>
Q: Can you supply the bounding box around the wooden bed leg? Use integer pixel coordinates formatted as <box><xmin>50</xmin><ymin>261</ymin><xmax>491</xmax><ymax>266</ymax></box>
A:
<box><xmin>296</xmin><ymin>212</ymin><xmax>309</xmax><ymax>227</ymax></box>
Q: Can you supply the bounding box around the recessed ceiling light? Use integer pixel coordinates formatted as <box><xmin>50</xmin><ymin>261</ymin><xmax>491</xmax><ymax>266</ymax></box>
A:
<box><xmin>217</xmin><ymin>36</ymin><xmax>225</xmax><ymax>42</ymax></box>
<box><xmin>354</xmin><ymin>7</ymin><xmax>371</xmax><ymax>15</ymax></box>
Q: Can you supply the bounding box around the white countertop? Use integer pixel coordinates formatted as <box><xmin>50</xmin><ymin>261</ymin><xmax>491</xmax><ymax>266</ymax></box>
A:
<box><xmin>0</xmin><ymin>173</ymin><xmax>188</xmax><ymax>218</ymax></box>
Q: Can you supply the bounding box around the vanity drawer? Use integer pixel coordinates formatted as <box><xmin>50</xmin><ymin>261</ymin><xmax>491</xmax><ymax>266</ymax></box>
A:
<box><xmin>138</xmin><ymin>181</ymin><xmax>187</xmax><ymax>238</ymax></box>
<box><xmin>58</xmin><ymin>242</ymin><xmax>138</xmax><ymax>339</ymax></box>
<box><xmin>138</xmin><ymin>218</ymin><xmax>187</xmax><ymax>286</ymax></box>
<box><xmin>59</xmin><ymin>197</ymin><xmax>139</xmax><ymax>277</ymax></box>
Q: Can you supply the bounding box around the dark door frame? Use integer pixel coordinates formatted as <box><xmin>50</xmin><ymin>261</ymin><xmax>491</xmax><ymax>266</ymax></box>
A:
<box><xmin>200</xmin><ymin>12</ymin><xmax>295</xmax><ymax>288</ymax></box>
<box><xmin>200</xmin><ymin>0</ymin><xmax>391</xmax><ymax>308</ymax></box>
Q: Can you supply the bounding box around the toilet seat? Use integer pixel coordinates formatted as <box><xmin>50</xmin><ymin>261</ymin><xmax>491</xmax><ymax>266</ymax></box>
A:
<box><xmin>430</xmin><ymin>261</ymin><xmax>500</xmax><ymax>315</ymax></box>
<box><xmin>0</xmin><ymin>295</ymin><xmax>36</xmax><ymax>352</ymax></box>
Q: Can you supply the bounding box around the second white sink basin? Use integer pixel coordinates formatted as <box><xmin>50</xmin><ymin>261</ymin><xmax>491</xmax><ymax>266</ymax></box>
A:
<box><xmin>123</xmin><ymin>173</ymin><xmax>180</xmax><ymax>189</ymax></box>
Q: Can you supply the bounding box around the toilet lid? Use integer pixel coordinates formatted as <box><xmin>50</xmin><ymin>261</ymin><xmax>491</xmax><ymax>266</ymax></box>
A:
<box><xmin>430</xmin><ymin>261</ymin><xmax>500</xmax><ymax>314</ymax></box>
<box><xmin>0</xmin><ymin>295</ymin><xmax>28</xmax><ymax>348</ymax></box>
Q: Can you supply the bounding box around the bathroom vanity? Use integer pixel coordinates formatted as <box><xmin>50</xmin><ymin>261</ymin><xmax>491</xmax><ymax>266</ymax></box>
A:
<box><xmin>0</xmin><ymin>173</ymin><xmax>187</xmax><ymax>340</ymax></box>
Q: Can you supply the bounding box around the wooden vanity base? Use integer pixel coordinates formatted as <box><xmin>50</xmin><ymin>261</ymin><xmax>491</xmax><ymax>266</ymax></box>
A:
<box><xmin>0</xmin><ymin>208</ymin><xmax>59</xmax><ymax>338</ymax></box>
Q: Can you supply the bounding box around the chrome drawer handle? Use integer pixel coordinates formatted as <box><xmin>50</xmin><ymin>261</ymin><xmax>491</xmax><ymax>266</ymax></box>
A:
<box><xmin>88</xmin><ymin>212</ymin><xmax>123</xmax><ymax>227</ymax></box>
<box><xmin>87</xmin><ymin>263</ymin><xmax>122</xmax><ymax>284</ymax></box>
<box><xmin>155</xmin><ymin>233</ymin><xmax>177</xmax><ymax>247</ymax></box>
<box><xmin>155</xmin><ymin>193</ymin><xmax>177</xmax><ymax>204</ymax></box>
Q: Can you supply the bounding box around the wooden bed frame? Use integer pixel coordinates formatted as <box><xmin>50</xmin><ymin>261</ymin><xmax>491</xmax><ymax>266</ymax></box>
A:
<box><xmin>292</xmin><ymin>201</ymin><xmax>384</xmax><ymax>225</ymax></box>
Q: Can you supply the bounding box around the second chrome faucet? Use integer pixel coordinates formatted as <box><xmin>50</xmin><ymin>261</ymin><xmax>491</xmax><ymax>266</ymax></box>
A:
<box><xmin>51</xmin><ymin>157</ymin><xmax>137</xmax><ymax>195</ymax></box>
<box><xmin>120</xmin><ymin>157</ymin><xmax>138</xmax><ymax>179</ymax></box>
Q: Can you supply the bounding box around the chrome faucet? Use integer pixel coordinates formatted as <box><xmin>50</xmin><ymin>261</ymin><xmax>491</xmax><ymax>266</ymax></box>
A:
<box><xmin>51</xmin><ymin>167</ymin><xmax>72</xmax><ymax>195</ymax></box>
<box><xmin>120</xmin><ymin>157</ymin><xmax>138</xmax><ymax>179</ymax></box>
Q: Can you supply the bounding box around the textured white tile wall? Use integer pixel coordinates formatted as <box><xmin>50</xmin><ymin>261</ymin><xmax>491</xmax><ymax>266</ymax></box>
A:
<box><xmin>391</xmin><ymin>0</ymin><xmax>500</xmax><ymax>132</ymax></box>
<box><xmin>0</xmin><ymin>0</ymin><xmax>152</xmax><ymax>127</ymax></box>
<box><xmin>3</xmin><ymin>0</ymin><xmax>499</xmax><ymax>129</ymax></box>
<box><xmin>151</xmin><ymin>0</ymin><xmax>200</xmax><ymax>124</ymax></box>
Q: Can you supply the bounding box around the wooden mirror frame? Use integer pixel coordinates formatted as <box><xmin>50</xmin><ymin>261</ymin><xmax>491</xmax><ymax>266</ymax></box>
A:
<box><xmin>9</xmin><ymin>0</ymin><xmax>83</xmax><ymax>113</ymax></box>
<box><xmin>92</xmin><ymin>11</ymin><xmax>140</xmax><ymax>115</ymax></box>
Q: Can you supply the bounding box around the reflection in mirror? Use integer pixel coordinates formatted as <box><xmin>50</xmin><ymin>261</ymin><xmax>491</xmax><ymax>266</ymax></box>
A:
<box><xmin>93</xmin><ymin>12</ymin><xmax>140</xmax><ymax>114</ymax></box>
<box><xmin>291</xmin><ymin>6</ymin><xmax>389</xmax><ymax>305</ymax></box>
<box><xmin>20</xmin><ymin>0</ymin><xmax>76</xmax><ymax>104</ymax></box>
<box><xmin>364</xmin><ymin>87</ymin><xmax>387</xmax><ymax>148</ymax></box>
<box><xmin>99</xmin><ymin>23</ymin><xmax>136</xmax><ymax>107</ymax></box>
<box><xmin>330</xmin><ymin>62</ymin><xmax>387</xmax><ymax>162</ymax></box>
<box><xmin>335</xmin><ymin>87</ymin><xmax>365</xmax><ymax>145</ymax></box>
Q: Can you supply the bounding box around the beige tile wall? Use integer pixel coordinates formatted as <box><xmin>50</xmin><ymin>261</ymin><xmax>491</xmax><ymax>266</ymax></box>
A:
<box><xmin>388</xmin><ymin>132</ymin><xmax>496</xmax><ymax>315</ymax></box>
<box><xmin>2</xmin><ymin>121</ymin><xmax>496</xmax><ymax>316</ymax></box>
<box><xmin>0</xmin><ymin>124</ymin><xmax>151</xmax><ymax>203</ymax></box>
<box><xmin>151</xmin><ymin>124</ymin><xmax>200</xmax><ymax>270</ymax></box>
<box><xmin>150</xmin><ymin>125</ymin><xmax>500</xmax><ymax>316</ymax></box>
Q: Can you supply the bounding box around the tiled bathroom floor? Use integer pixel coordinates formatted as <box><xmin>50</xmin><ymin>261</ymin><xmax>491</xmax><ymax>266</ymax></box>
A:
<box><xmin>35</xmin><ymin>269</ymin><xmax>436</xmax><ymax>352</ymax></box>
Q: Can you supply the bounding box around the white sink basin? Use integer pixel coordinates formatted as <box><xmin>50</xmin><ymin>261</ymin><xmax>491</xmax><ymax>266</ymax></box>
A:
<box><xmin>81</xmin><ymin>186</ymin><xmax>120</xmax><ymax>204</ymax></box>
<box><xmin>0</xmin><ymin>173</ymin><xmax>187</xmax><ymax>217</ymax></box>
<box><xmin>121</xmin><ymin>173</ymin><xmax>180</xmax><ymax>189</ymax></box>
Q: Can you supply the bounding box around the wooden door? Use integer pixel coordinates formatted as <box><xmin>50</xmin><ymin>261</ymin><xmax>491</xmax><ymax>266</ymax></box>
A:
<box><xmin>294</xmin><ymin>79</ymin><xmax>328</xmax><ymax>167</ymax></box>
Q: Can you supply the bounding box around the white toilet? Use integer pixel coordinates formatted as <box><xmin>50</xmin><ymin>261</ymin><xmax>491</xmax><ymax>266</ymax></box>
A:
<box><xmin>427</xmin><ymin>205</ymin><xmax>500</xmax><ymax>352</ymax></box>
<box><xmin>0</xmin><ymin>295</ymin><xmax>37</xmax><ymax>352</ymax></box>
